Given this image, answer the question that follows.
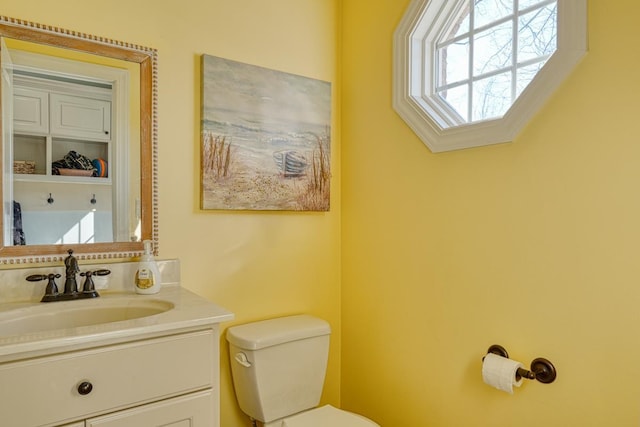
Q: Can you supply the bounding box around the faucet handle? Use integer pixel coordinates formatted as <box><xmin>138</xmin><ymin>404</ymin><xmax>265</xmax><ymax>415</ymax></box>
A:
<box><xmin>80</xmin><ymin>269</ymin><xmax>110</xmax><ymax>297</ymax></box>
<box><xmin>79</xmin><ymin>271</ymin><xmax>98</xmax><ymax>298</ymax></box>
<box><xmin>93</xmin><ymin>269</ymin><xmax>111</xmax><ymax>277</ymax></box>
<box><xmin>27</xmin><ymin>273</ymin><xmax>62</xmax><ymax>302</ymax></box>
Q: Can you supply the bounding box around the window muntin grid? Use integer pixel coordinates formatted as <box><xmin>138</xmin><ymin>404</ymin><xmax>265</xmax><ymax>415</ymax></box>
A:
<box><xmin>435</xmin><ymin>0</ymin><xmax>557</xmax><ymax>123</ymax></box>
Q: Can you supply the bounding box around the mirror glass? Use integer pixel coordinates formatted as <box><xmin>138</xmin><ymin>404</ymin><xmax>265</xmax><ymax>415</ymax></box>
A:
<box><xmin>0</xmin><ymin>17</ymin><xmax>157</xmax><ymax>262</ymax></box>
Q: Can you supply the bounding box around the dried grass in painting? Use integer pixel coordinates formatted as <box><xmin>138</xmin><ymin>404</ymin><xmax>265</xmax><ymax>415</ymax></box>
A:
<box><xmin>200</xmin><ymin>55</ymin><xmax>332</xmax><ymax>211</ymax></box>
<box><xmin>298</xmin><ymin>132</ymin><xmax>330</xmax><ymax>211</ymax></box>
<box><xmin>202</xmin><ymin>133</ymin><xmax>232</xmax><ymax>179</ymax></box>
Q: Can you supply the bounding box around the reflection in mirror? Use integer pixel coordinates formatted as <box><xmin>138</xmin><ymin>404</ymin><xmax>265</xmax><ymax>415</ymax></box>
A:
<box><xmin>6</xmin><ymin>39</ymin><xmax>140</xmax><ymax>245</ymax></box>
<box><xmin>0</xmin><ymin>16</ymin><xmax>157</xmax><ymax>263</ymax></box>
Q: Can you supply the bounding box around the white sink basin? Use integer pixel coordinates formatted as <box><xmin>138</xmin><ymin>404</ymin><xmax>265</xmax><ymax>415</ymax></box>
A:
<box><xmin>0</xmin><ymin>298</ymin><xmax>174</xmax><ymax>338</ymax></box>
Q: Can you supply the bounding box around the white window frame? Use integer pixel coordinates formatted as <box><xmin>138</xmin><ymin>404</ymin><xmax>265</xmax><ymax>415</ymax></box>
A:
<box><xmin>393</xmin><ymin>0</ymin><xmax>588</xmax><ymax>153</ymax></box>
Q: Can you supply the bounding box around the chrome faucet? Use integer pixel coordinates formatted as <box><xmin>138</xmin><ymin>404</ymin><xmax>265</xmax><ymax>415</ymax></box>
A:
<box><xmin>26</xmin><ymin>249</ymin><xmax>110</xmax><ymax>302</ymax></box>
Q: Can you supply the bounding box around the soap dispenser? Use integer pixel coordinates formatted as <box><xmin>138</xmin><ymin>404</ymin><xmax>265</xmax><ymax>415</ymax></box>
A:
<box><xmin>134</xmin><ymin>240</ymin><xmax>161</xmax><ymax>294</ymax></box>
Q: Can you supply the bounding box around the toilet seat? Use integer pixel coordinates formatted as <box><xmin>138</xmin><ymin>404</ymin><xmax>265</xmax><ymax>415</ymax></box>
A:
<box><xmin>282</xmin><ymin>405</ymin><xmax>379</xmax><ymax>427</ymax></box>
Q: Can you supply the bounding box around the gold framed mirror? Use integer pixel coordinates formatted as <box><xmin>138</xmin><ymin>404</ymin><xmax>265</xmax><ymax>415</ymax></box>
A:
<box><xmin>0</xmin><ymin>16</ymin><xmax>157</xmax><ymax>263</ymax></box>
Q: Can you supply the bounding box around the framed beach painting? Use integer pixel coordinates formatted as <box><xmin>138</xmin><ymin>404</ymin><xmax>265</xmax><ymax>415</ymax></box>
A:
<box><xmin>200</xmin><ymin>54</ymin><xmax>332</xmax><ymax>211</ymax></box>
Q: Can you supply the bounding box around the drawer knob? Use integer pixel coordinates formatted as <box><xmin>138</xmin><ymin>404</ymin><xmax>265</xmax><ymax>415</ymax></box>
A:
<box><xmin>77</xmin><ymin>381</ymin><xmax>93</xmax><ymax>395</ymax></box>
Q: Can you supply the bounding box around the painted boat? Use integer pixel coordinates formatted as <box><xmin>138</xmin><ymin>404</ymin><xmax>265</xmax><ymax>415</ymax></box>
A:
<box><xmin>273</xmin><ymin>150</ymin><xmax>308</xmax><ymax>177</ymax></box>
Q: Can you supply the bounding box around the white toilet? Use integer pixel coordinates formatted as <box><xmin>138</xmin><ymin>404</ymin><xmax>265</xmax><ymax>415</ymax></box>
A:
<box><xmin>226</xmin><ymin>314</ymin><xmax>379</xmax><ymax>427</ymax></box>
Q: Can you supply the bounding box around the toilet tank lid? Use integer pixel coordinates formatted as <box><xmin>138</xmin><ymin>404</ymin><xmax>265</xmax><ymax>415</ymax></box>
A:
<box><xmin>226</xmin><ymin>315</ymin><xmax>331</xmax><ymax>350</ymax></box>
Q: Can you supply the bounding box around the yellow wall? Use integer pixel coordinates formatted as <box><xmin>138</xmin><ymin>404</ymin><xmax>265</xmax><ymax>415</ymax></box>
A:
<box><xmin>342</xmin><ymin>0</ymin><xmax>640</xmax><ymax>426</ymax></box>
<box><xmin>3</xmin><ymin>1</ymin><xmax>340</xmax><ymax>426</ymax></box>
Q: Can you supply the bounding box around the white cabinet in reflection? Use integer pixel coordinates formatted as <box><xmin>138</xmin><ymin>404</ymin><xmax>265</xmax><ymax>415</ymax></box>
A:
<box><xmin>50</xmin><ymin>93</ymin><xmax>111</xmax><ymax>141</ymax></box>
<box><xmin>13</xmin><ymin>87</ymin><xmax>49</xmax><ymax>135</ymax></box>
<box><xmin>9</xmin><ymin>71</ymin><xmax>129</xmax><ymax>245</ymax></box>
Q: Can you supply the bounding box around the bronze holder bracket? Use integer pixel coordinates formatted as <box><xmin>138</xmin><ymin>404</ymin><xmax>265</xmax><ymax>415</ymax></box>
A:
<box><xmin>486</xmin><ymin>344</ymin><xmax>557</xmax><ymax>384</ymax></box>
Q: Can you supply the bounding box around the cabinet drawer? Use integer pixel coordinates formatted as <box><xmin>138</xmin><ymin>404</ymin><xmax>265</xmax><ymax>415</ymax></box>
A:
<box><xmin>86</xmin><ymin>389</ymin><xmax>214</xmax><ymax>426</ymax></box>
<box><xmin>0</xmin><ymin>329</ymin><xmax>215</xmax><ymax>427</ymax></box>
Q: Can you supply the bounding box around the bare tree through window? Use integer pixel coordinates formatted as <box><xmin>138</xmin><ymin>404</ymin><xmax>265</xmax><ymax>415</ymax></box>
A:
<box><xmin>435</xmin><ymin>0</ymin><xmax>557</xmax><ymax>123</ymax></box>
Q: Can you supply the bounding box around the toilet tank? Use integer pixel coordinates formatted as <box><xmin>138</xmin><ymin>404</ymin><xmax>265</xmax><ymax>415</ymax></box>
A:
<box><xmin>226</xmin><ymin>315</ymin><xmax>331</xmax><ymax>423</ymax></box>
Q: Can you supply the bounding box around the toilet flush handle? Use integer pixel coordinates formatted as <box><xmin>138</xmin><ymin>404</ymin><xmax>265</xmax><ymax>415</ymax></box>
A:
<box><xmin>235</xmin><ymin>352</ymin><xmax>252</xmax><ymax>368</ymax></box>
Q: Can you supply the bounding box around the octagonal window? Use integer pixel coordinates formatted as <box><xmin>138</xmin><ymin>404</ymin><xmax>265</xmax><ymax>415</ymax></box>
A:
<box><xmin>393</xmin><ymin>0</ymin><xmax>587</xmax><ymax>152</ymax></box>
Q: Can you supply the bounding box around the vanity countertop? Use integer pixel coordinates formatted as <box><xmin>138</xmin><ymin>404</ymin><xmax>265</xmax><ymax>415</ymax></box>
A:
<box><xmin>0</xmin><ymin>285</ymin><xmax>234</xmax><ymax>363</ymax></box>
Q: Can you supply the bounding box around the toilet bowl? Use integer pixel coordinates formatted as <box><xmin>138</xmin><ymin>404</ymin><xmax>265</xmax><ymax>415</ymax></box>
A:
<box><xmin>280</xmin><ymin>404</ymin><xmax>377</xmax><ymax>427</ymax></box>
<box><xmin>227</xmin><ymin>315</ymin><xmax>379</xmax><ymax>427</ymax></box>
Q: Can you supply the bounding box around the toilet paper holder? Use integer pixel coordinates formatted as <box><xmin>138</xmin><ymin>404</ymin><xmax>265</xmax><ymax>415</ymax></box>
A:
<box><xmin>484</xmin><ymin>344</ymin><xmax>557</xmax><ymax>384</ymax></box>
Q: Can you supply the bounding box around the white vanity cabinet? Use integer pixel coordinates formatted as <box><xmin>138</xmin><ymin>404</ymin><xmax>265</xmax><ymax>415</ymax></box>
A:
<box><xmin>0</xmin><ymin>327</ymin><xmax>221</xmax><ymax>427</ymax></box>
<box><xmin>85</xmin><ymin>390</ymin><xmax>214</xmax><ymax>426</ymax></box>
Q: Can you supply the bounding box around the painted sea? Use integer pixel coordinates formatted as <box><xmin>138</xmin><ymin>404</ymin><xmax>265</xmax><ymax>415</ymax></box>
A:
<box><xmin>201</xmin><ymin>55</ymin><xmax>332</xmax><ymax>211</ymax></box>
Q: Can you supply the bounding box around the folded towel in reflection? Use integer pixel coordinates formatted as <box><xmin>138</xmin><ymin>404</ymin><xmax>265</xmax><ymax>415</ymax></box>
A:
<box><xmin>52</xmin><ymin>151</ymin><xmax>97</xmax><ymax>176</ymax></box>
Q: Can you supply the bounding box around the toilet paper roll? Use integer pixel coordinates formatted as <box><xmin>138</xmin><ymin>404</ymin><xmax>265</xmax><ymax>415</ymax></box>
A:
<box><xmin>482</xmin><ymin>352</ymin><xmax>524</xmax><ymax>394</ymax></box>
